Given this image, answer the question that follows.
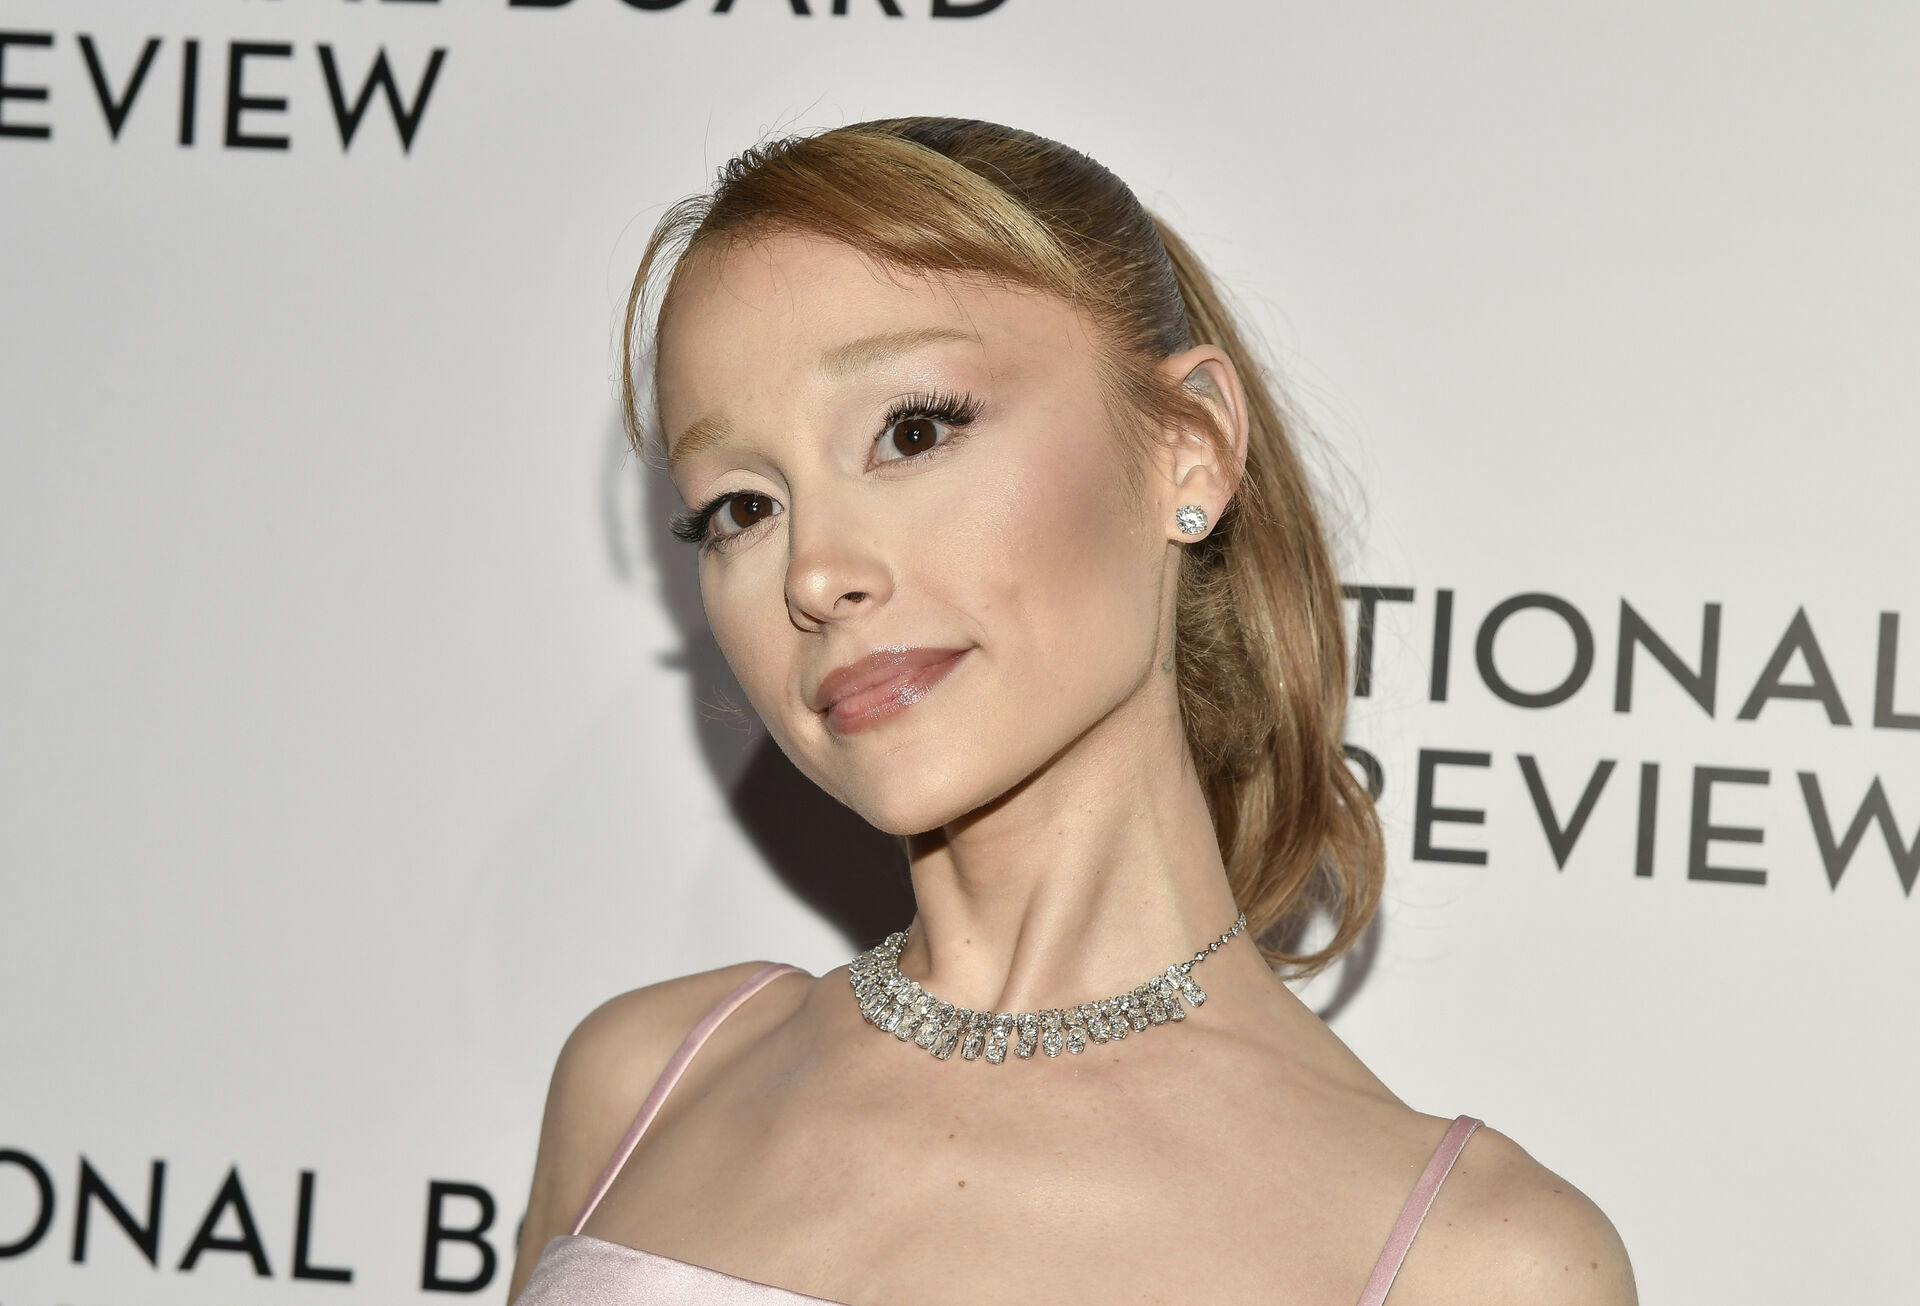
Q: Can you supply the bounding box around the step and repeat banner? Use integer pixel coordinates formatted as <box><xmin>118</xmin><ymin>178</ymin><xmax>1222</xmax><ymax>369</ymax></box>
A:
<box><xmin>2</xmin><ymin>2</ymin><xmax>1913</xmax><ymax>1303</ymax></box>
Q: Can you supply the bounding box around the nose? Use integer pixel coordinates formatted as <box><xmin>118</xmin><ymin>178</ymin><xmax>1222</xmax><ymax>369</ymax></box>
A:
<box><xmin>785</xmin><ymin>510</ymin><xmax>892</xmax><ymax>630</ymax></box>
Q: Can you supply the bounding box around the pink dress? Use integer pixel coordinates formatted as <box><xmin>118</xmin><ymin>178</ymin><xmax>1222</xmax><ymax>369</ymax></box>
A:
<box><xmin>516</xmin><ymin>963</ymin><xmax>1483</xmax><ymax>1305</ymax></box>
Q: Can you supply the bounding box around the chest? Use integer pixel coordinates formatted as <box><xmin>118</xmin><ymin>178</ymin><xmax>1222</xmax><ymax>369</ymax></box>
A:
<box><xmin>579</xmin><ymin>1036</ymin><xmax>1410</xmax><ymax>1305</ymax></box>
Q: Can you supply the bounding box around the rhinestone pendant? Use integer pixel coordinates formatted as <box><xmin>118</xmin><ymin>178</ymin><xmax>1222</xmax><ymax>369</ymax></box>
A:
<box><xmin>848</xmin><ymin>910</ymin><xmax>1246</xmax><ymax>1066</ymax></box>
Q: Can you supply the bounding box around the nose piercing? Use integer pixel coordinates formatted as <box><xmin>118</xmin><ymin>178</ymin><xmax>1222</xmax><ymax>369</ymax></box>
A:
<box><xmin>1174</xmin><ymin>504</ymin><xmax>1208</xmax><ymax>536</ymax></box>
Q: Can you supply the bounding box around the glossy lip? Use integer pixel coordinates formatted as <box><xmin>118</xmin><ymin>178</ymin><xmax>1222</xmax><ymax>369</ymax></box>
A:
<box><xmin>825</xmin><ymin>650</ymin><xmax>969</xmax><ymax>736</ymax></box>
<box><xmin>810</xmin><ymin>646</ymin><xmax>971</xmax><ymax>733</ymax></box>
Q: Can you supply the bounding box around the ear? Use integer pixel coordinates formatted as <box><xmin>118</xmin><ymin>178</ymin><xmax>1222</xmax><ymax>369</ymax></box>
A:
<box><xmin>1150</xmin><ymin>344</ymin><xmax>1249</xmax><ymax>543</ymax></box>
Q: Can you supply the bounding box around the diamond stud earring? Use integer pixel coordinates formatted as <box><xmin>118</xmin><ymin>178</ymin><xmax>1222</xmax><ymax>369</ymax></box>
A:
<box><xmin>1174</xmin><ymin>504</ymin><xmax>1209</xmax><ymax>536</ymax></box>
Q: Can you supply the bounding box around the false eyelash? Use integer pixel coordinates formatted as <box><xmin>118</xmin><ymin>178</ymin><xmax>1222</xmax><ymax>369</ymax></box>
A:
<box><xmin>667</xmin><ymin>388</ymin><xmax>984</xmax><ymax>552</ymax></box>
<box><xmin>668</xmin><ymin>500</ymin><xmax>722</xmax><ymax>545</ymax></box>
<box><xmin>880</xmin><ymin>387</ymin><xmax>983</xmax><ymax>436</ymax></box>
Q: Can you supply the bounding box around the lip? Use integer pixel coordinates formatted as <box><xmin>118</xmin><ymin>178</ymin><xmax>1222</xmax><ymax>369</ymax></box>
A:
<box><xmin>811</xmin><ymin>646</ymin><xmax>971</xmax><ymax>735</ymax></box>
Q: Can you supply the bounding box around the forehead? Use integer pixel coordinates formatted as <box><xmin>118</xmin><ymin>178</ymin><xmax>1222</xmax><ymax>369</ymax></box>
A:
<box><xmin>655</xmin><ymin>231</ymin><xmax>1094</xmax><ymax>458</ymax></box>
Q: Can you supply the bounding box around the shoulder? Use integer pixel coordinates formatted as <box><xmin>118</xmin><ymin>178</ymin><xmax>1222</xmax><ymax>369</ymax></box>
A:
<box><xmin>558</xmin><ymin>958</ymin><xmax>812</xmax><ymax>1095</ymax></box>
<box><xmin>1402</xmin><ymin>1120</ymin><xmax>1638</xmax><ymax>1306</ymax></box>
<box><xmin>507</xmin><ymin>959</ymin><xmax>812</xmax><ymax>1298</ymax></box>
<box><xmin>542</xmin><ymin>958</ymin><xmax>815</xmax><ymax>1178</ymax></box>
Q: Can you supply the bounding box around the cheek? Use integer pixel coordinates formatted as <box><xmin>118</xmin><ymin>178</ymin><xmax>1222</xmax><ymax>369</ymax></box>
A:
<box><xmin>703</xmin><ymin>579</ymin><xmax>789</xmax><ymax>710</ymax></box>
<box><xmin>959</xmin><ymin>426</ymin><xmax>1158</xmax><ymax>682</ymax></box>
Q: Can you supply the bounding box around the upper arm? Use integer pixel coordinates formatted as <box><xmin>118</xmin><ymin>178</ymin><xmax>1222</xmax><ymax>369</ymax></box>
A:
<box><xmin>504</xmin><ymin>960</ymin><xmax>787</xmax><ymax>1304</ymax></box>
<box><xmin>1423</xmin><ymin>1125</ymin><xmax>1639</xmax><ymax>1306</ymax></box>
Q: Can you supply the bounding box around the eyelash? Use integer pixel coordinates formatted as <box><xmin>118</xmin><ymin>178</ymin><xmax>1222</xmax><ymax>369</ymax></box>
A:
<box><xmin>668</xmin><ymin>388</ymin><xmax>984</xmax><ymax>555</ymax></box>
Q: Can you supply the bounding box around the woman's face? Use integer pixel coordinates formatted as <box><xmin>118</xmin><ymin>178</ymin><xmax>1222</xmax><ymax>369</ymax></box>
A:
<box><xmin>655</xmin><ymin>230</ymin><xmax>1187</xmax><ymax>837</ymax></box>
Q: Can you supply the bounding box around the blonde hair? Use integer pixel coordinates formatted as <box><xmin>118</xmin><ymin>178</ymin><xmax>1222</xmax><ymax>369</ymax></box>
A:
<box><xmin>620</xmin><ymin>117</ymin><xmax>1383</xmax><ymax>981</ymax></box>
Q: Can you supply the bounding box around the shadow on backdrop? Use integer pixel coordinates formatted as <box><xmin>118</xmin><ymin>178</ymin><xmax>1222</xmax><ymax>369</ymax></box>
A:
<box><xmin>608</xmin><ymin>414</ymin><xmax>911</xmax><ymax>952</ymax></box>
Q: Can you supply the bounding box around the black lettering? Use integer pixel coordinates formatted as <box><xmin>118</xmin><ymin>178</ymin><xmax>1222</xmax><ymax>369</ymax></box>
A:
<box><xmin>1737</xmin><ymin>605</ymin><xmax>1850</xmax><ymax>724</ymax></box>
<box><xmin>225</xmin><ymin>41</ymin><xmax>292</xmax><ymax>151</ymax></box>
<box><xmin>73</xmin><ymin>1157</ymin><xmax>163</xmax><ymax>1265</ymax></box>
<box><xmin>1414</xmin><ymin>749</ymin><xmax>1489</xmax><ymax>865</ymax></box>
<box><xmin>1616</xmin><ymin>599</ymin><xmax>1719</xmax><ymax>716</ymax></box>
<box><xmin>0</xmin><ymin>29</ymin><xmax>54</xmax><ymax>139</ymax></box>
<box><xmin>177</xmin><ymin>1166</ymin><xmax>273</xmax><ymax>1276</ymax></box>
<box><xmin>1688</xmin><ymin>766</ymin><xmax>1767</xmax><ymax>885</ymax></box>
<box><xmin>1342</xmin><ymin>584</ymin><xmax>1414</xmax><ymax>699</ymax></box>
<box><xmin>292</xmin><ymin>1169</ymin><xmax>354</xmax><ymax>1283</ymax></box>
<box><xmin>422</xmin><ymin>1180</ymin><xmax>497</xmax><ymax>1293</ymax></box>
<box><xmin>1517</xmin><ymin>755</ymin><xmax>1615</xmax><ymax>869</ymax></box>
<box><xmin>78</xmin><ymin>34</ymin><xmax>161</xmax><ymax>140</ymax></box>
<box><xmin>317</xmin><ymin>44</ymin><xmax>447</xmax><ymax>153</ymax></box>
<box><xmin>1800</xmin><ymin>772</ymin><xmax>1919</xmax><ymax>895</ymax></box>
<box><xmin>1874</xmin><ymin>611</ymin><xmax>1919</xmax><ymax>730</ymax></box>
<box><xmin>1477</xmin><ymin>591</ymin><xmax>1593</xmax><ymax>708</ymax></box>
<box><xmin>0</xmin><ymin>1149</ymin><xmax>57</xmax><ymax>1256</ymax></box>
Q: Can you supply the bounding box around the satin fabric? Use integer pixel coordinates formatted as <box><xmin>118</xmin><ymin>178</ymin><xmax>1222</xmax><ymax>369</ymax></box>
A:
<box><xmin>514</xmin><ymin>963</ymin><xmax>1483</xmax><ymax>1305</ymax></box>
<box><xmin>519</xmin><ymin>1233</ymin><xmax>843</xmax><ymax>1304</ymax></box>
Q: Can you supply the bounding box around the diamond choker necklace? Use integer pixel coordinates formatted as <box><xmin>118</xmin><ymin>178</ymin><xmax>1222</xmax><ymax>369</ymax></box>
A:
<box><xmin>848</xmin><ymin>910</ymin><xmax>1247</xmax><ymax>1065</ymax></box>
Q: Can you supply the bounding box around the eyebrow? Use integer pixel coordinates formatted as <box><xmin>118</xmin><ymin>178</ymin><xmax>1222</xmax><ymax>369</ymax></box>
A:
<box><xmin>666</xmin><ymin>324</ymin><xmax>981</xmax><ymax>469</ymax></box>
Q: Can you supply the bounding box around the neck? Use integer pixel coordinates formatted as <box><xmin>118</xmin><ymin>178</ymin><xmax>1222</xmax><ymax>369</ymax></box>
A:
<box><xmin>892</xmin><ymin>676</ymin><xmax>1263</xmax><ymax>1013</ymax></box>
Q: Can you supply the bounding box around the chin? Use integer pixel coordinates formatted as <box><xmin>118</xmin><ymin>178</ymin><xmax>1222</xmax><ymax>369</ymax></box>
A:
<box><xmin>851</xmin><ymin>787</ymin><xmax>977</xmax><ymax>839</ymax></box>
<box><xmin>841</xmin><ymin>763</ymin><xmax>997</xmax><ymax>838</ymax></box>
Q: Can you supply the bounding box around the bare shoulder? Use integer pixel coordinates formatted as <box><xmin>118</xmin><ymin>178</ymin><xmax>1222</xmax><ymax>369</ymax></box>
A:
<box><xmin>551</xmin><ymin>958</ymin><xmax>813</xmax><ymax>1123</ymax></box>
<box><xmin>506</xmin><ymin>958</ymin><xmax>813</xmax><ymax>1303</ymax></box>
<box><xmin>1401</xmin><ymin>1120</ymin><xmax>1638</xmax><ymax>1306</ymax></box>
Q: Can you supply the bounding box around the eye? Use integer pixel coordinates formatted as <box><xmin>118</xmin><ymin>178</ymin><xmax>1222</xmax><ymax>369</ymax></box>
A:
<box><xmin>668</xmin><ymin>489</ymin><xmax>781</xmax><ymax>554</ymax></box>
<box><xmin>874</xmin><ymin>388</ymin><xmax>983</xmax><ymax>465</ymax></box>
<box><xmin>666</xmin><ymin>388</ymin><xmax>984</xmax><ymax>555</ymax></box>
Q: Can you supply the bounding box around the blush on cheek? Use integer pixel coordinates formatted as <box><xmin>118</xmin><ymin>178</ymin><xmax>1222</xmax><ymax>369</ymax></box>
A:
<box><xmin>975</xmin><ymin>431</ymin><xmax>1153</xmax><ymax>680</ymax></box>
<box><xmin>1026</xmin><ymin>431</ymin><xmax>1146</xmax><ymax>583</ymax></box>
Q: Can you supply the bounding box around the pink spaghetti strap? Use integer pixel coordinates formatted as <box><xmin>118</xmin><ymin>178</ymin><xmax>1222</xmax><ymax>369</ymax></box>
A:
<box><xmin>568</xmin><ymin>962</ymin><xmax>809</xmax><ymax>1236</ymax></box>
<box><xmin>1355</xmin><ymin>1114</ymin><xmax>1483</xmax><ymax>1306</ymax></box>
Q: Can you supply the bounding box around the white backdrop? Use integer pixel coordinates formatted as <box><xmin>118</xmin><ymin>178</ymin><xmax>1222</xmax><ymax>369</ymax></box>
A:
<box><xmin>2</xmin><ymin>2</ymin><xmax>1914</xmax><ymax>1302</ymax></box>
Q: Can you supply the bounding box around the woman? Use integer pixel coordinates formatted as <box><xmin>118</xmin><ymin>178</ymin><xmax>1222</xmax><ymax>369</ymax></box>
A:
<box><xmin>508</xmin><ymin>116</ymin><xmax>1637</xmax><ymax>1305</ymax></box>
